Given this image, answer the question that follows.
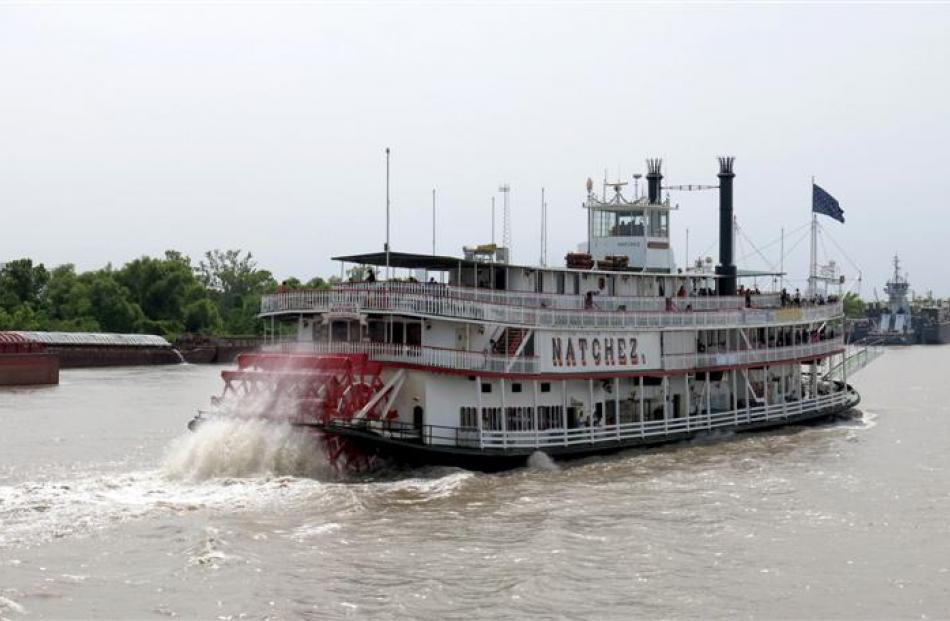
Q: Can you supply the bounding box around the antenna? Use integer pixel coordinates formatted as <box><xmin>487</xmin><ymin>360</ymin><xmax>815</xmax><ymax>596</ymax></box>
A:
<box><xmin>540</xmin><ymin>187</ymin><xmax>547</xmax><ymax>266</ymax></box>
<box><xmin>632</xmin><ymin>173</ymin><xmax>642</xmax><ymax>199</ymax></box>
<box><xmin>499</xmin><ymin>183</ymin><xmax>511</xmax><ymax>252</ymax></box>
<box><xmin>431</xmin><ymin>188</ymin><xmax>436</xmax><ymax>256</ymax></box>
<box><xmin>543</xmin><ymin>195</ymin><xmax>548</xmax><ymax>267</ymax></box>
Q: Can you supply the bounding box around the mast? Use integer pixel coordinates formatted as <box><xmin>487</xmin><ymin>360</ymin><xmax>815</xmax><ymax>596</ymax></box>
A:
<box><xmin>491</xmin><ymin>197</ymin><xmax>496</xmax><ymax>245</ymax></box>
<box><xmin>499</xmin><ymin>183</ymin><xmax>511</xmax><ymax>253</ymax></box>
<box><xmin>432</xmin><ymin>188</ymin><xmax>436</xmax><ymax>256</ymax></box>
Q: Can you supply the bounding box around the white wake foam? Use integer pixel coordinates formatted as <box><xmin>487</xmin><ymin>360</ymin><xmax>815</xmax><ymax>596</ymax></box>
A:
<box><xmin>527</xmin><ymin>451</ymin><xmax>560</xmax><ymax>472</ymax></box>
<box><xmin>163</xmin><ymin>418</ymin><xmax>334</xmax><ymax>482</ymax></box>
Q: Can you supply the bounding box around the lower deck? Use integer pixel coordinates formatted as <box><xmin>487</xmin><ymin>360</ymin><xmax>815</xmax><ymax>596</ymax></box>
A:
<box><xmin>321</xmin><ymin>385</ymin><xmax>859</xmax><ymax>470</ymax></box>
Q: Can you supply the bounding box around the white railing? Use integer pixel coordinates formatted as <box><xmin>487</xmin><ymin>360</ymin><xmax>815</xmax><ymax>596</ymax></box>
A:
<box><xmin>825</xmin><ymin>345</ymin><xmax>885</xmax><ymax>381</ymax></box>
<box><xmin>260</xmin><ymin>286</ymin><xmax>842</xmax><ymax>331</ymax></box>
<box><xmin>321</xmin><ymin>282</ymin><xmax>761</xmax><ymax>313</ymax></box>
<box><xmin>662</xmin><ymin>339</ymin><xmax>844</xmax><ymax>371</ymax></box>
<box><xmin>272</xmin><ymin>341</ymin><xmax>540</xmax><ymax>374</ymax></box>
<box><xmin>474</xmin><ymin>390</ymin><xmax>855</xmax><ymax>450</ymax></box>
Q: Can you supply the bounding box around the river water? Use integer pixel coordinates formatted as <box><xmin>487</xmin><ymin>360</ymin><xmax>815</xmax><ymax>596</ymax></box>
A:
<box><xmin>1</xmin><ymin>347</ymin><xmax>948</xmax><ymax>619</ymax></box>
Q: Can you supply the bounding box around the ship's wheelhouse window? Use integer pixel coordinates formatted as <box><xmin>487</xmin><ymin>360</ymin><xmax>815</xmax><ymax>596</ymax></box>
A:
<box><xmin>593</xmin><ymin>210</ymin><xmax>616</xmax><ymax>237</ymax></box>
<box><xmin>649</xmin><ymin>211</ymin><xmax>669</xmax><ymax>238</ymax></box>
<box><xmin>611</xmin><ymin>211</ymin><xmax>645</xmax><ymax>237</ymax></box>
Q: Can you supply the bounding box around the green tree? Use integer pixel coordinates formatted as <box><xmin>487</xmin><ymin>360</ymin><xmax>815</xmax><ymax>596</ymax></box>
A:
<box><xmin>115</xmin><ymin>251</ymin><xmax>203</xmax><ymax>331</ymax></box>
<box><xmin>85</xmin><ymin>271</ymin><xmax>145</xmax><ymax>333</ymax></box>
<box><xmin>183</xmin><ymin>298</ymin><xmax>223</xmax><ymax>334</ymax></box>
<box><xmin>197</xmin><ymin>249</ymin><xmax>275</xmax><ymax>334</ymax></box>
<box><xmin>304</xmin><ymin>276</ymin><xmax>334</xmax><ymax>290</ymax></box>
<box><xmin>0</xmin><ymin>259</ymin><xmax>50</xmax><ymax>311</ymax></box>
<box><xmin>843</xmin><ymin>292</ymin><xmax>865</xmax><ymax>319</ymax></box>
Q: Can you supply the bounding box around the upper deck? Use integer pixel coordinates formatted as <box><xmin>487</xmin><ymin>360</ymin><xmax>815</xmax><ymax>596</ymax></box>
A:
<box><xmin>260</xmin><ymin>282</ymin><xmax>841</xmax><ymax>331</ymax></box>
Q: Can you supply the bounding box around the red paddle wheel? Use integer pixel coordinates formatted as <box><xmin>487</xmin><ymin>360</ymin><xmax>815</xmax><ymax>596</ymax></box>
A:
<box><xmin>211</xmin><ymin>352</ymin><xmax>393</xmax><ymax>471</ymax></box>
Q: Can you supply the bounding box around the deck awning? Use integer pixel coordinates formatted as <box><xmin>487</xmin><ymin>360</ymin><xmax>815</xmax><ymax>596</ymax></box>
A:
<box><xmin>332</xmin><ymin>251</ymin><xmax>482</xmax><ymax>271</ymax></box>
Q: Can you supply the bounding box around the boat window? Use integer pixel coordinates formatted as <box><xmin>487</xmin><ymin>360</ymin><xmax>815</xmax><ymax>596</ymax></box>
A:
<box><xmin>593</xmin><ymin>210</ymin><xmax>616</xmax><ymax>237</ymax></box>
<box><xmin>391</xmin><ymin>322</ymin><xmax>405</xmax><ymax>345</ymax></box>
<box><xmin>540</xmin><ymin>382</ymin><xmax>551</xmax><ymax>393</ymax></box>
<box><xmin>535</xmin><ymin>272</ymin><xmax>543</xmax><ymax>293</ymax></box>
<box><xmin>611</xmin><ymin>211</ymin><xmax>645</xmax><ymax>237</ymax></box>
<box><xmin>481</xmin><ymin>382</ymin><xmax>492</xmax><ymax>393</ymax></box>
<box><xmin>460</xmin><ymin>407</ymin><xmax>478</xmax><ymax>428</ymax></box>
<box><xmin>368</xmin><ymin>320</ymin><xmax>386</xmax><ymax>343</ymax></box>
<box><xmin>511</xmin><ymin>383</ymin><xmax>522</xmax><ymax>393</ymax></box>
<box><xmin>406</xmin><ymin>322</ymin><xmax>422</xmax><ymax>346</ymax></box>
<box><xmin>556</xmin><ymin>272</ymin><xmax>565</xmax><ymax>294</ymax></box>
<box><xmin>572</xmin><ymin>273</ymin><xmax>580</xmax><ymax>295</ymax></box>
<box><xmin>537</xmin><ymin>406</ymin><xmax>563</xmax><ymax>430</ymax></box>
<box><xmin>330</xmin><ymin>321</ymin><xmax>348</xmax><ymax>343</ymax></box>
<box><xmin>482</xmin><ymin>407</ymin><xmax>502</xmax><ymax>430</ymax></box>
<box><xmin>649</xmin><ymin>211</ymin><xmax>669</xmax><ymax>238</ymax></box>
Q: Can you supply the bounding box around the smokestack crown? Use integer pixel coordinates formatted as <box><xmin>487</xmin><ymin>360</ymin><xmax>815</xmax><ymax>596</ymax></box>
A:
<box><xmin>718</xmin><ymin>156</ymin><xmax>735</xmax><ymax>176</ymax></box>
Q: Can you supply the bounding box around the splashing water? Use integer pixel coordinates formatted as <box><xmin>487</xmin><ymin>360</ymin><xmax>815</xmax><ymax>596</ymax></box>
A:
<box><xmin>163</xmin><ymin>418</ymin><xmax>335</xmax><ymax>482</ymax></box>
<box><xmin>527</xmin><ymin>451</ymin><xmax>560</xmax><ymax>472</ymax></box>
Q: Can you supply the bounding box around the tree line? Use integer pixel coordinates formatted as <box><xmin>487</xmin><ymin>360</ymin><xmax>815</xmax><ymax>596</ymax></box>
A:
<box><xmin>0</xmin><ymin>250</ymin><xmax>882</xmax><ymax>336</ymax></box>
<box><xmin>0</xmin><ymin>250</ymin><xmax>335</xmax><ymax>337</ymax></box>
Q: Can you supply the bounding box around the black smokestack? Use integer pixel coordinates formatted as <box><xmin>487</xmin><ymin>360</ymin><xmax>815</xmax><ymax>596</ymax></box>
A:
<box><xmin>646</xmin><ymin>158</ymin><xmax>662</xmax><ymax>204</ymax></box>
<box><xmin>715</xmin><ymin>156</ymin><xmax>737</xmax><ymax>297</ymax></box>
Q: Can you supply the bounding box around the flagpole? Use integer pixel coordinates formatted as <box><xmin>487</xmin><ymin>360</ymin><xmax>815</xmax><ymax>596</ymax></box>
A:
<box><xmin>809</xmin><ymin>176</ymin><xmax>817</xmax><ymax>298</ymax></box>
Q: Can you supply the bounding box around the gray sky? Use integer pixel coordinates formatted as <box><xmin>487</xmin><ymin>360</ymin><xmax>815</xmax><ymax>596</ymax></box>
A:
<box><xmin>1</xmin><ymin>3</ymin><xmax>948</xmax><ymax>297</ymax></box>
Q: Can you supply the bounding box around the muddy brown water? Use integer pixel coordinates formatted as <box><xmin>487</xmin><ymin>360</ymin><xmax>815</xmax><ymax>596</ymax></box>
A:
<box><xmin>1</xmin><ymin>348</ymin><xmax>949</xmax><ymax>619</ymax></box>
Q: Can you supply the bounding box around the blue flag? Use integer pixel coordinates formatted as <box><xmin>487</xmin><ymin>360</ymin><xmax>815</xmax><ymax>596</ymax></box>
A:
<box><xmin>813</xmin><ymin>183</ymin><xmax>844</xmax><ymax>223</ymax></box>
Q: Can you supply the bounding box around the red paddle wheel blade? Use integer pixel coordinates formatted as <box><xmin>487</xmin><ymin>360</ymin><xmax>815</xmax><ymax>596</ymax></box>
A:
<box><xmin>211</xmin><ymin>352</ymin><xmax>386</xmax><ymax>471</ymax></box>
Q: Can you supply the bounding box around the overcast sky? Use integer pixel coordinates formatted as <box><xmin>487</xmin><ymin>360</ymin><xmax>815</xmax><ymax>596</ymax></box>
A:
<box><xmin>1</xmin><ymin>3</ymin><xmax>948</xmax><ymax>297</ymax></box>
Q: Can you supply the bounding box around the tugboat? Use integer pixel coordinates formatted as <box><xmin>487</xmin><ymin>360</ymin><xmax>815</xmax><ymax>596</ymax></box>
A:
<box><xmin>192</xmin><ymin>157</ymin><xmax>870</xmax><ymax>471</ymax></box>
<box><xmin>866</xmin><ymin>256</ymin><xmax>916</xmax><ymax>345</ymax></box>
